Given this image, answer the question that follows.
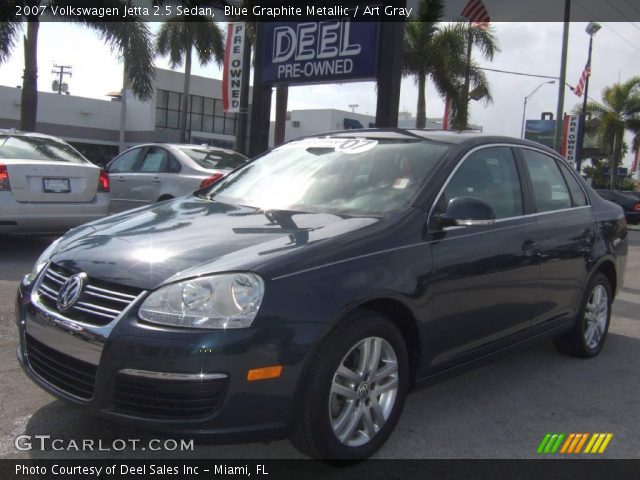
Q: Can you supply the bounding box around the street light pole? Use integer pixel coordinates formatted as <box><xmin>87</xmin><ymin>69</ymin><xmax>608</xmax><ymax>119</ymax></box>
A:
<box><xmin>521</xmin><ymin>80</ymin><xmax>556</xmax><ymax>138</ymax></box>
<box><xmin>576</xmin><ymin>22</ymin><xmax>601</xmax><ymax>174</ymax></box>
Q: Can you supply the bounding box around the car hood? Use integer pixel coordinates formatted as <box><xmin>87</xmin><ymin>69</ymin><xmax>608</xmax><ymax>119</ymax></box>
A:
<box><xmin>51</xmin><ymin>196</ymin><xmax>379</xmax><ymax>290</ymax></box>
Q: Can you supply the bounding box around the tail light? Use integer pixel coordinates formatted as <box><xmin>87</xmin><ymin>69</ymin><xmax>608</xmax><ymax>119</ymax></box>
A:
<box><xmin>200</xmin><ymin>173</ymin><xmax>224</xmax><ymax>189</ymax></box>
<box><xmin>0</xmin><ymin>163</ymin><xmax>10</xmax><ymax>191</ymax></box>
<box><xmin>98</xmin><ymin>169</ymin><xmax>110</xmax><ymax>192</ymax></box>
<box><xmin>634</xmin><ymin>202</ymin><xmax>640</xmax><ymax>212</ymax></box>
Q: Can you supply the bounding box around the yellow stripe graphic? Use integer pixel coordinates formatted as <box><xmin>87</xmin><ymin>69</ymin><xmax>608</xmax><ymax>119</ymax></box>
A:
<box><xmin>584</xmin><ymin>433</ymin><xmax>599</xmax><ymax>453</ymax></box>
<box><xmin>560</xmin><ymin>434</ymin><xmax>575</xmax><ymax>453</ymax></box>
<box><xmin>598</xmin><ymin>434</ymin><xmax>613</xmax><ymax>453</ymax></box>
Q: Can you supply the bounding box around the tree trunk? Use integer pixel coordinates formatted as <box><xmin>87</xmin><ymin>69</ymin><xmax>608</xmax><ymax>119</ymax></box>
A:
<box><xmin>454</xmin><ymin>30</ymin><xmax>474</xmax><ymax>131</ymax></box>
<box><xmin>416</xmin><ymin>73</ymin><xmax>426</xmax><ymax>129</ymax></box>
<box><xmin>609</xmin><ymin>127</ymin><xmax>623</xmax><ymax>189</ymax></box>
<box><xmin>274</xmin><ymin>85</ymin><xmax>288</xmax><ymax>147</ymax></box>
<box><xmin>180</xmin><ymin>38</ymin><xmax>192</xmax><ymax>144</ymax></box>
<box><xmin>20</xmin><ymin>21</ymin><xmax>40</xmax><ymax>132</ymax></box>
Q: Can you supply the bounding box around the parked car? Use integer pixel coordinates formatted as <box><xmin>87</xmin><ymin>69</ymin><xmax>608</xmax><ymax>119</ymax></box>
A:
<box><xmin>0</xmin><ymin>130</ymin><xmax>109</xmax><ymax>235</ymax></box>
<box><xmin>17</xmin><ymin>130</ymin><xmax>627</xmax><ymax>459</ymax></box>
<box><xmin>106</xmin><ymin>143</ymin><xmax>248</xmax><ymax>213</ymax></box>
<box><xmin>595</xmin><ymin>189</ymin><xmax>640</xmax><ymax>224</ymax></box>
<box><xmin>624</xmin><ymin>190</ymin><xmax>640</xmax><ymax>201</ymax></box>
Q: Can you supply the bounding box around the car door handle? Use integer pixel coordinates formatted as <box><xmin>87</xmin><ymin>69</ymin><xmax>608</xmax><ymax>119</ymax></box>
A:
<box><xmin>152</xmin><ymin>177</ymin><xmax>162</xmax><ymax>183</ymax></box>
<box><xmin>115</xmin><ymin>176</ymin><xmax>126</xmax><ymax>182</ymax></box>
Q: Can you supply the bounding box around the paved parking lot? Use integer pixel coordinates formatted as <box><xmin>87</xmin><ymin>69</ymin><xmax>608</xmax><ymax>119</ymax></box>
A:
<box><xmin>1</xmin><ymin>231</ymin><xmax>638</xmax><ymax>459</ymax></box>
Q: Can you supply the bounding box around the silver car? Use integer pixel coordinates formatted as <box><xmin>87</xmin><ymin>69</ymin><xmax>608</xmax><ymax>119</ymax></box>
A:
<box><xmin>0</xmin><ymin>130</ymin><xmax>110</xmax><ymax>235</ymax></box>
<box><xmin>106</xmin><ymin>144</ymin><xmax>249</xmax><ymax>213</ymax></box>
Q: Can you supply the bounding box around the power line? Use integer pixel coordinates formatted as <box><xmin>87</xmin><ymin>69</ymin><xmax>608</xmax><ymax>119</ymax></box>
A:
<box><xmin>574</xmin><ymin>0</ymin><xmax>640</xmax><ymax>53</ymax></box>
<box><xmin>479</xmin><ymin>67</ymin><xmax>558</xmax><ymax>80</ymax></box>
<box><xmin>604</xmin><ymin>0</ymin><xmax>640</xmax><ymax>32</ymax></box>
<box><xmin>621</xmin><ymin>0</ymin><xmax>640</xmax><ymax>16</ymax></box>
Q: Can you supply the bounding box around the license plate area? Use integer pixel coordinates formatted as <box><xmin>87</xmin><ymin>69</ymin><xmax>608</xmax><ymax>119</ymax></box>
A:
<box><xmin>43</xmin><ymin>178</ymin><xmax>71</xmax><ymax>193</ymax></box>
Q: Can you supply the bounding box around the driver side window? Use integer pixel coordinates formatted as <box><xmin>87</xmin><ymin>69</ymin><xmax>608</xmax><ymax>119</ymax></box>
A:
<box><xmin>441</xmin><ymin>147</ymin><xmax>524</xmax><ymax>219</ymax></box>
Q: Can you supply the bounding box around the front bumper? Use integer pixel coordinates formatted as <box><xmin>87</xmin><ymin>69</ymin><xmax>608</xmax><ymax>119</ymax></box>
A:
<box><xmin>15</xmin><ymin>278</ymin><xmax>329</xmax><ymax>441</ymax></box>
<box><xmin>0</xmin><ymin>192</ymin><xmax>109</xmax><ymax>234</ymax></box>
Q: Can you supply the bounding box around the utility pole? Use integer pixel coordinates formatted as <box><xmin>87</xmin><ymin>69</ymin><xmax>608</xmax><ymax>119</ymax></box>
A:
<box><xmin>51</xmin><ymin>64</ymin><xmax>72</xmax><ymax>94</ymax></box>
<box><xmin>553</xmin><ymin>0</ymin><xmax>571</xmax><ymax>152</ymax></box>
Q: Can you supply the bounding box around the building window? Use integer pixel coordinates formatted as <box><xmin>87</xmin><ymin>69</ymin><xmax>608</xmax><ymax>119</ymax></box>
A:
<box><xmin>155</xmin><ymin>89</ymin><xmax>243</xmax><ymax>136</ymax></box>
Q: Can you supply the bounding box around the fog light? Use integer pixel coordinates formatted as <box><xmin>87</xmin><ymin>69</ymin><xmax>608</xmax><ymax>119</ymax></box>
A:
<box><xmin>247</xmin><ymin>365</ymin><xmax>283</xmax><ymax>382</ymax></box>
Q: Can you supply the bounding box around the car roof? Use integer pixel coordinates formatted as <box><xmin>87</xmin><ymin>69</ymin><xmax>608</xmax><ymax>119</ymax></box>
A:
<box><xmin>307</xmin><ymin>128</ymin><xmax>562</xmax><ymax>154</ymax></box>
<box><xmin>123</xmin><ymin>143</ymin><xmax>246</xmax><ymax>157</ymax></box>
<box><xmin>0</xmin><ymin>129</ymin><xmax>67</xmax><ymax>142</ymax></box>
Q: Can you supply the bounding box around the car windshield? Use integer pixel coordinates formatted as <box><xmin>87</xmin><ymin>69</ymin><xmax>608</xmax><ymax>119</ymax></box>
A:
<box><xmin>0</xmin><ymin>135</ymin><xmax>89</xmax><ymax>163</ymax></box>
<box><xmin>203</xmin><ymin>137</ymin><xmax>451</xmax><ymax>215</ymax></box>
<box><xmin>177</xmin><ymin>147</ymin><xmax>247</xmax><ymax>170</ymax></box>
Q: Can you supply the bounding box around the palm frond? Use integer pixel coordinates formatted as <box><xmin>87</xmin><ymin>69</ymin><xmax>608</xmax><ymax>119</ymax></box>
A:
<box><xmin>0</xmin><ymin>20</ymin><xmax>22</xmax><ymax>64</ymax></box>
<box><xmin>49</xmin><ymin>0</ymin><xmax>155</xmax><ymax>101</ymax></box>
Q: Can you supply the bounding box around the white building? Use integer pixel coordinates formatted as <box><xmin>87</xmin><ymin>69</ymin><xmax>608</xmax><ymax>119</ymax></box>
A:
<box><xmin>0</xmin><ymin>68</ymin><xmax>249</xmax><ymax>165</ymax></box>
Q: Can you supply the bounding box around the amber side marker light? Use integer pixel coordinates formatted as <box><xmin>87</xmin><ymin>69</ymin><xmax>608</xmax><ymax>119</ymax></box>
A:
<box><xmin>247</xmin><ymin>365</ymin><xmax>283</xmax><ymax>382</ymax></box>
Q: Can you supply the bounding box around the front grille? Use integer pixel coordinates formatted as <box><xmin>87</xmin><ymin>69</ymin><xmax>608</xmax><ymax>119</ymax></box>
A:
<box><xmin>114</xmin><ymin>373</ymin><xmax>227</xmax><ymax>419</ymax></box>
<box><xmin>25</xmin><ymin>334</ymin><xmax>97</xmax><ymax>400</ymax></box>
<box><xmin>37</xmin><ymin>263</ymin><xmax>142</xmax><ymax>326</ymax></box>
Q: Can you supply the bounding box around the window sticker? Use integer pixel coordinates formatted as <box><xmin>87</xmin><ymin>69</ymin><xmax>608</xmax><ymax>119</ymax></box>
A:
<box><xmin>277</xmin><ymin>138</ymin><xmax>379</xmax><ymax>154</ymax></box>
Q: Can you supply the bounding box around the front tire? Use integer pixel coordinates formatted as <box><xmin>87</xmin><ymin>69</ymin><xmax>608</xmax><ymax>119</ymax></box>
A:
<box><xmin>291</xmin><ymin>310</ymin><xmax>409</xmax><ymax>459</ymax></box>
<box><xmin>554</xmin><ymin>273</ymin><xmax>612</xmax><ymax>358</ymax></box>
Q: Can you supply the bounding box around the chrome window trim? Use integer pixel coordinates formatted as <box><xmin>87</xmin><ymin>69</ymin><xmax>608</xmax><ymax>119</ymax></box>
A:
<box><xmin>516</xmin><ymin>144</ymin><xmax>591</xmax><ymax>207</ymax></box>
<box><xmin>119</xmin><ymin>369</ymin><xmax>228</xmax><ymax>381</ymax></box>
<box><xmin>428</xmin><ymin>143</ymin><xmax>593</xmax><ymax>228</ymax></box>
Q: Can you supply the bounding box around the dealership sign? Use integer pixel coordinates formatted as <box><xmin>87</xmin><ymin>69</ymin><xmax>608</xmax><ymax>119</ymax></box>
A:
<box><xmin>223</xmin><ymin>22</ymin><xmax>246</xmax><ymax>113</ymax></box>
<box><xmin>561</xmin><ymin>115</ymin><xmax>580</xmax><ymax>167</ymax></box>
<box><xmin>260</xmin><ymin>20</ymin><xmax>379</xmax><ymax>84</ymax></box>
<box><xmin>524</xmin><ymin>119</ymin><xmax>556</xmax><ymax>149</ymax></box>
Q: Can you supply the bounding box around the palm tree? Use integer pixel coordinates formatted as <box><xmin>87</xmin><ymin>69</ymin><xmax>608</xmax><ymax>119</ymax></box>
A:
<box><xmin>582</xmin><ymin>76</ymin><xmax>640</xmax><ymax>178</ymax></box>
<box><xmin>402</xmin><ymin>0</ymin><xmax>498</xmax><ymax>129</ymax></box>
<box><xmin>0</xmin><ymin>0</ymin><xmax>155</xmax><ymax>132</ymax></box>
<box><xmin>156</xmin><ymin>16</ymin><xmax>225</xmax><ymax>143</ymax></box>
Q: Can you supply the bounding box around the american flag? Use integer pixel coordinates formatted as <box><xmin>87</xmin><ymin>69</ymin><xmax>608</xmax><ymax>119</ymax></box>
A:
<box><xmin>461</xmin><ymin>0</ymin><xmax>491</xmax><ymax>28</ymax></box>
<box><xmin>574</xmin><ymin>65</ymin><xmax>591</xmax><ymax>97</ymax></box>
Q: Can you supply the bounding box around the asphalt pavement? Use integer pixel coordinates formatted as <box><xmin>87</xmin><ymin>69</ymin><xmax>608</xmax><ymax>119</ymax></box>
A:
<box><xmin>0</xmin><ymin>231</ymin><xmax>638</xmax><ymax>459</ymax></box>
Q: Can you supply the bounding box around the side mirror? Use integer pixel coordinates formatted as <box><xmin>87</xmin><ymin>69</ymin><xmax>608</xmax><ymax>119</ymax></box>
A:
<box><xmin>437</xmin><ymin>196</ymin><xmax>496</xmax><ymax>228</ymax></box>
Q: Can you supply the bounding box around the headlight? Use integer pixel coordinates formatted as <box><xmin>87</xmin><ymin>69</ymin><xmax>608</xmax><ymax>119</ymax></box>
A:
<box><xmin>25</xmin><ymin>237</ymin><xmax>62</xmax><ymax>285</ymax></box>
<box><xmin>138</xmin><ymin>273</ymin><xmax>265</xmax><ymax>329</ymax></box>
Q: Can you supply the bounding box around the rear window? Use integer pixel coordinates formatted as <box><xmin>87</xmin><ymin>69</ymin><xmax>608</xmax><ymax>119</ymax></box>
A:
<box><xmin>0</xmin><ymin>135</ymin><xmax>89</xmax><ymax>164</ymax></box>
<box><xmin>178</xmin><ymin>147</ymin><xmax>247</xmax><ymax>170</ymax></box>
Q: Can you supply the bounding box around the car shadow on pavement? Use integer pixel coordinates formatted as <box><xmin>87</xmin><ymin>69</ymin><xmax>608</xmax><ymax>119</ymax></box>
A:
<box><xmin>0</xmin><ymin>236</ymin><xmax>55</xmax><ymax>282</ymax></box>
<box><xmin>12</xmin><ymin>332</ymin><xmax>640</xmax><ymax>460</ymax></box>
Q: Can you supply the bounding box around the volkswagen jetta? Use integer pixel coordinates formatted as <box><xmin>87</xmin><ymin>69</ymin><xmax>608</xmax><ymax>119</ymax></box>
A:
<box><xmin>16</xmin><ymin>130</ymin><xmax>628</xmax><ymax>458</ymax></box>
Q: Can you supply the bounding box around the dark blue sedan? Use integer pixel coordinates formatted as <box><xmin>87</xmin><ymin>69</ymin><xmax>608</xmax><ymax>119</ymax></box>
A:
<box><xmin>16</xmin><ymin>130</ymin><xmax>628</xmax><ymax>459</ymax></box>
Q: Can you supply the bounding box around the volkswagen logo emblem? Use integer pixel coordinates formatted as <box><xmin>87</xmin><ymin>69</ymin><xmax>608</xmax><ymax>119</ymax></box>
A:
<box><xmin>56</xmin><ymin>273</ymin><xmax>87</xmax><ymax>312</ymax></box>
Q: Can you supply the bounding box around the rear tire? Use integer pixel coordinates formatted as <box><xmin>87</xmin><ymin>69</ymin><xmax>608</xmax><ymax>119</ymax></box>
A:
<box><xmin>291</xmin><ymin>310</ymin><xmax>409</xmax><ymax>459</ymax></box>
<box><xmin>554</xmin><ymin>273</ymin><xmax>612</xmax><ymax>358</ymax></box>
<box><xmin>156</xmin><ymin>195</ymin><xmax>174</xmax><ymax>203</ymax></box>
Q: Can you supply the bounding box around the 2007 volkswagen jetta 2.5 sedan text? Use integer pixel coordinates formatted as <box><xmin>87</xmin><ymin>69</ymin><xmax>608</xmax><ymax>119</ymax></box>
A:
<box><xmin>16</xmin><ymin>130</ymin><xmax>627</xmax><ymax>459</ymax></box>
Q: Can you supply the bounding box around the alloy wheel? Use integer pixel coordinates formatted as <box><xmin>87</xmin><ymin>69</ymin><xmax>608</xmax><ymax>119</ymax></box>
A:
<box><xmin>584</xmin><ymin>284</ymin><xmax>608</xmax><ymax>350</ymax></box>
<box><xmin>328</xmin><ymin>336</ymin><xmax>399</xmax><ymax>447</ymax></box>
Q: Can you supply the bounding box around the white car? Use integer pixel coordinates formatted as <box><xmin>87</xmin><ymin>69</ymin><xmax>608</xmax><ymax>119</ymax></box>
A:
<box><xmin>0</xmin><ymin>130</ymin><xmax>110</xmax><ymax>235</ymax></box>
<box><xmin>106</xmin><ymin>143</ymin><xmax>249</xmax><ymax>213</ymax></box>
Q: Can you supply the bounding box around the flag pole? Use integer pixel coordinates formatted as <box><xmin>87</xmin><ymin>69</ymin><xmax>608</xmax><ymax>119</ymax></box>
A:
<box><xmin>576</xmin><ymin>23</ymin><xmax>599</xmax><ymax>173</ymax></box>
